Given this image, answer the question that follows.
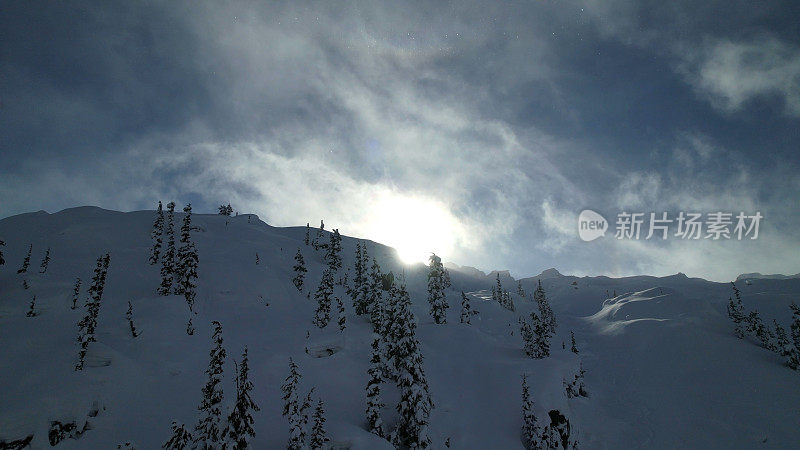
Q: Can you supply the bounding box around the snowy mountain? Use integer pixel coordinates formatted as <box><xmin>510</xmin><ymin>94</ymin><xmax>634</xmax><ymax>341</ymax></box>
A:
<box><xmin>1</xmin><ymin>206</ymin><xmax>799</xmax><ymax>448</ymax></box>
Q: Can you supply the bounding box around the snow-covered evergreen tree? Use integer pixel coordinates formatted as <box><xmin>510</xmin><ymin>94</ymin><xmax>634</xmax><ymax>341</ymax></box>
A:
<box><xmin>149</xmin><ymin>201</ymin><xmax>164</xmax><ymax>265</ymax></box>
<box><xmin>158</xmin><ymin>202</ymin><xmax>177</xmax><ymax>295</ymax></box>
<box><xmin>427</xmin><ymin>253</ymin><xmax>450</xmax><ymax>324</ymax></box>
<box><xmin>71</xmin><ymin>277</ymin><xmax>81</xmax><ymax>310</ymax></box>
<box><xmin>126</xmin><ymin>301</ymin><xmax>139</xmax><ymax>338</ymax></box>
<box><xmin>365</xmin><ymin>335</ymin><xmax>386</xmax><ymax>438</ymax></box>
<box><xmin>533</xmin><ymin>280</ymin><xmax>556</xmax><ymax>335</ymax></box>
<box><xmin>350</xmin><ymin>243</ymin><xmax>369</xmax><ymax>315</ymax></box>
<box><xmin>17</xmin><ymin>243</ymin><xmax>32</xmax><ymax>274</ymax></box>
<box><xmin>521</xmin><ymin>374</ymin><xmax>540</xmax><ymax>450</ymax></box>
<box><xmin>460</xmin><ymin>291</ymin><xmax>472</xmax><ymax>324</ymax></box>
<box><xmin>325</xmin><ymin>228</ymin><xmax>342</xmax><ymax>272</ymax></box>
<box><xmin>288</xmin><ymin>388</ymin><xmax>314</xmax><ymax>450</ymax></box>
<box><xmin>304</xmin><ymin>223</ymin><xmax>310</xmax><ymax>246</ymax></box>
<box><xmin>312</xmin><ymin>220</ymin><xmax>325</xmax><ymax>251</ymax></box>
<box><xmin>26</xmin><ymin>295</ymin><xmax>38</xmax><ymax>317</ymax></box>
<box><xmin>255</xmin><ymin>253</ymin><xmax>259</xmax><ymax>265</ymax></box>
<box><xmin>292</xmin><ymin>249</ymin><xmax>307</xmax><ymax>292</ymax></box>
<box><xmin>309</xmin><ymin>398</ymin><xmax>329</xmax><ymax>449</ymax></box>
<box><xmin>501</xmin><ymin>289</ymin><xmax>516</xmax><ymax>311</ymax></box>
<box><xmin>282</xmin><ymin>358</ymin><xmax>301</xmax><ymax>419</ymax></box>
<box><xmin>39</xmin><ymin>247</ymin><xmax>51</xmax><ymax>274</ymax></box>
<box><xmin>789</xmin><ymin>303</ymin><xmax>800</xmax><ymax>369</ymax></box>
<box><xmin>564</xmin><ymin>362</ymin><xmax>588</xmax><ymax>398</ymax></box>
<box><xmin>493</xmin><ymin>274</ymin><xmax>502</xmax><ymax>303</ymax></box>
<box><xmin>175</xmin><ymin>204</ymin><xmax>199</xmax><ymax>311</ymax></box>
<box><xmin>0</xmin><ymin>239</ymin><xmax>5</xmax><ymax>266</ymax></box>
<box><xmin>162</xmin><ymin>421</ymin><xmax>192</xmax><ymax>449</ymax></box>
<box><xmin>218</xmin><ymin>204</ymin><xmax>233</xmax><ymax>216</ymax></box>
<box><xmin>336</xmin><ymin>296</ymin><xmax>346</xmax><ymax>332</ymax></box>
<box><xmin>223</xmin><ymin>347</ymin><xmax>260</xmax><ymax>449</ymax></box>
<box><xmin>517</xmin><ymin>280</ymin><xmax>526</xmax><ymax>298</ymax></box>
<box><xmin>520</xmin><ymin>310</ymin><xmax>551</xmax><ymax>359</ymax></box>
<box><xmin>282</xmin><ymin>357</ymin><xmax>307</xmax><ymax>449</ymax></box>
<box><xmin>570</xmin><ymin>331</ymin><xmax>578</xmax><ymax>354</ymax></box>
<box><xmin>773</xmin><ymin>319</ymin><xmax>792</xmax><ymax>358</ymax></box>
<box><xmin>313</xmin><ymin>268</ymin><xmax>334</xmax><ymax>328</ymax></box>
<box><xmin>367</xmin><ymin>257</ymin><xmax>385</xmax><ymax>332</ymax></box>
<box><xmin>76</xmin><ymin>254</ymin><xmax>111</xmax><ymax>370</ymax></box>
<box><xmin>749</xmin><ymin>309</ymin><xmax>776</xmax><ymax>349</ymax></box>
<box><xmin>389</xmin><ymin>282</ymin><xmax>433</xmax><ymax>449</ymax></box>
<box><xmin>727</xmin><ymin>282</ymin><xmax>746</xmax><ymax>338</ymax></box>
<box><xmin>194</xmin><ymin>321</ymin><xmax>226</xmax><ymax>449</ymax></box>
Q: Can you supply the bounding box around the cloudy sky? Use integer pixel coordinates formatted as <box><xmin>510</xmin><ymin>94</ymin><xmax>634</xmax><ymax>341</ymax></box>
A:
<box><xmin>2</xmin><ymin>1</ymin><xmax>799</xmax><ymax>281</ymax></box>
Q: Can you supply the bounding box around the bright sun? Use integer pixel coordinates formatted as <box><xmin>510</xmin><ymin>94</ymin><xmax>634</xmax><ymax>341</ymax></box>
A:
<box><xmin>361</xmin><ymin>191</ymin><xmax>460</xmax><ymax>265</ymax></box>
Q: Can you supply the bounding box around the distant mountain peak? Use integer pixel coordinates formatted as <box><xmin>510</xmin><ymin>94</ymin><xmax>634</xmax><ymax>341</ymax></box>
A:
<box><xmin>536</xmin><ymin>268</ymin><xmax>563</xmax><ymax>279</ymax></box>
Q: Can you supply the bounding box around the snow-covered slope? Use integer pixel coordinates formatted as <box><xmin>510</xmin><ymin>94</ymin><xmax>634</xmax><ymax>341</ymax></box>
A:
<box><xmin>1</xmin><ymin>206</ymin><xmax>799</xmax><ymax>448</ymax></box>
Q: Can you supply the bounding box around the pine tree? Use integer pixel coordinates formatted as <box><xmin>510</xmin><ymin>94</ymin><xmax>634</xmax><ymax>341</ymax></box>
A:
<box><xmin>367</xmin><ymin>257</ymin><xmax>384</xmax><ymax>332</ymax></box>
<box><xmin>521</xmin><ymin>374</ymin><xmax>540</xmax><ymax>450</ymax></box>
<box><xmin>517</xmin><ymin>280</ymin><xmax>526</xmax><ymax>298</ymax></box>
<box><xmin>727</xmin><ymin>282</ymin><xmax>746</xmax><ymax>338</ymax></box>
<box><xmin>162</xmin><ymin>421</ymin><xmax>192</xmax><ymax>449</ymax></box>
<box><xmin>304</xmin><ymin>223</ymin><xmax>310</xmax><ymax>246</ymax></box>
<box><xmin>570</xmin><ymin>331</ymin><xmax>578</xmax><ymax>354</ymax></box>
<box><xmin>427</xmin><ymin>253</ymin><xmax>449</xmax><ymax>324</ymax></box>
<box><xmin>521</xmin><ymin>310</ymin><xmax>550</xmax><ymax>359</ymax></box>
<box><xmin>22</xmin><ymin>278</ymin><xmax>29</xmax><ymax>290</ymax></box>
<box><xmin>282</xmin><ymin>358</ymin><xmax>301</xmax><ymax>418</ymax></box>
<box><xmin>126</xmin><ymin>301</ymin><xmax>139</xmax><ymax>338</ymax></box>
<box><xmin>313</xmin><ymin>268</ymin><xmax>334</xmax><ymax>328</ymax></box>
<box><xmin>336</xmin><ymin>296</ymin><xmax>346</xmax><ymax>332</ymax></box>
<box><xmin>747</xmin><ymin>309</ymin><xmax>775</xmax><ymax>350</ymax></box>
<box><xmin>292</xmin><ymin>249</ymin><xmax>307</xmax><ymax>292</ymax></box>
<box><xmin>365</xmin><ymin>336</ymin><xmax>386</xmax><ymax>437</ymax></box>
<box><xmin>218</xmin><ymin>204</ymin><xmax>233</xmax><ymax>216</ymax></box>
<box><xmin>282</xmin><ymin>358</ymin><xmax>307</xmax><ymax>449</ymax></box>
<box><xmin>224</xmin><ymin>347</ymin><xmax>260</xmax><ymax>449</ymax></box>
<box><xmin>789</xmin><ymin>303</ymin><xmax>800</xmax><ymax>369</ymax></box>
<box><xmin>0</xmin><ymin>239</ymin><xmax>5</xmax><ymax>266</ymax></box>
<box><xmin>187</xmin><ymin>316</ymin><xmax>195</xmax><ymax>336</ymax></box>
<box><xmin>76</xmin><ymin>254</ymin><xmax>111</xmax><ymax>370</ymax></box>
<box><xmin>350</xmin><ymin>243</ymin><xmax>368</xmax><ymax>315</ymax></box>
<box><xmin>255</xmin><ymin>253</ymin><xmax>260</xmax><ymax>265</ymax></box>
<box><xmin>493</xmin><ymin>274</ymin><xmax>502</xmax><ymax>303</ymax></box>
<box><xmin>26</xmin><ymin>295</ymin><xmax>38</xmax><ymax>317</ymax></box>
<box><xmin>175</xmin><ymin>204</ymin><xmax>199</xmax><ymax>311</ymax></box>
<box><xmin>309</xmin><ymin>398</ymin><xmax>329</xmax><ymax>449</ymax></box>
<box><xmin>564</xmin><ymin>362</ymin><xmax>588</xmax><ymax>398</ymax></box>
<box><xmin>460</xmin><ymin>291</ymin><xmax>472</xmax><ymax>324</ymax></box>
<box><xmin>774</xmin><ymin>319</ymin><xmax>792</xmax><ymax>358</ymax></box>
<box><xmin>533</xmin><ymin>280</ymin><xmax>556</xmax><ymax>335</ymax></box>
<box><xmin>390</xmin><ymin>283</ymin><xmax>433</xmax><ymax>449</ymax></box>
<box><xmin>39</xmin><ymin>247</ymin><xmax>51</xmax><ymax>274</ymax></box>
<box><xmin>500</xmin><ymin>289</ymin><xmax>516</xmax><ymax>312</ymax></box>
<box><xmin>149</xmin><ymin>201</ymin><xmax>164</xmax><ymax>265</ymax></box>
<box><xmin>324</xmin><ymin>229</ymin><xmax>342</xmax><ymax>272</ymax></box>
<box><xmin>194</xmin><ymin>321</ymin><xmax>226</xmax><ymax>449</ymax></box>
<box><xmin>158</xmin><ymin>202</ymin><xmax>177</xmax><ymax>295</ymax></box>
<box><xmin>17</xmin><ymin>243</ymin><xmax>32</xmax><ymax>274</ymax></box>
<box><xmin>71</xmin><ymin>277</ymin><xmax>81</xmax><ymax>310</ymax></box>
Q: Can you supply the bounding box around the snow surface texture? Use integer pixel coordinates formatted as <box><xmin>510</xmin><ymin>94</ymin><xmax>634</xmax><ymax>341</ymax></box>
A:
<box><xmin>1</xmin><ymin>206</ymin><xmax>799</xmax><ymax>448</ymax></box>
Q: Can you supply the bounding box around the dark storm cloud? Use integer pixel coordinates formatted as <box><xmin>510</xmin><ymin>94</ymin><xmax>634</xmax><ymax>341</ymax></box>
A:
<box><xmin>1</xmin><ymin>0</ymin><xmax>798</xmax><ymax>280</ymax></box>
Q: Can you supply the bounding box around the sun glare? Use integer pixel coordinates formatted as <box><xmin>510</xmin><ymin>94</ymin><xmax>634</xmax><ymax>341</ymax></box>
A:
<box><xmin>361</xmin><ymin>192</ymin><xmax>460</xmax><ymax>265</ymax></box>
